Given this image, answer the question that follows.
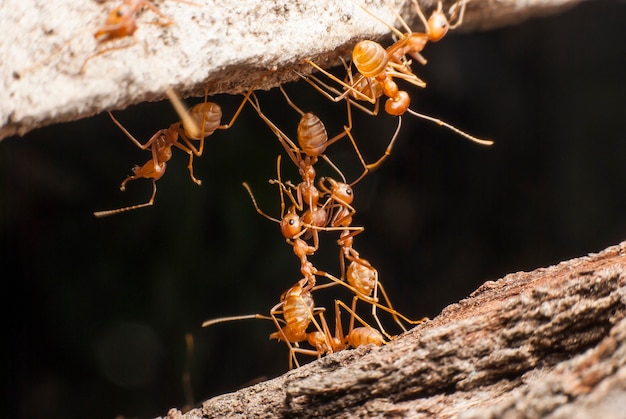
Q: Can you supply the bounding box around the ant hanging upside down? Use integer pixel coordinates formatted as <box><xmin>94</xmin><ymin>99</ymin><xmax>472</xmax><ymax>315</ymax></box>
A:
<box><xmin>94</xmin><ymin>86</ymin><xmax>252</xmax><ymax>217</ymax></box>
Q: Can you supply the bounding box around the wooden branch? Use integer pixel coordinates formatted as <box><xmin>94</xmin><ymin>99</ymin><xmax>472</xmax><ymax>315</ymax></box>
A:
<box><xmin>159</xmin><ymin>240</ymin><xmax>625</xmax><ymax>418</ymax></box>
<box><xmin>1</xmin><ymin>0</ymin><xmax>583</xmax><ymax>141</ymax></box>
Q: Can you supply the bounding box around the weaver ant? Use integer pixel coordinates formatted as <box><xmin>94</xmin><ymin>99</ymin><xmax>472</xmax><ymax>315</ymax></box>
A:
<box><xmin>304</xmin><ymin>0</ymin><xmax>466</xmax><ymax>109</ymax></box>
<box><xmin>316</xmin><ymin>267</ymin><xmax>426</xmax><ymax>341</ymax></box>
<box><xmin>304</xmin><ymin>175</ymin><xmax>425</xmax><ymax>337</ymax></box>
<box><xmin>302</xmin><ymin>0</ymin><xmax>491</xmax><ymax>151</ymax></box>
<box><xmin>311</xmin><ymin>175</ymin><xmax>419</xmax><ymax>338</ymax></box>
<box><xmin>247</xmin><ymin>90</ymin><xmax>346</xmax><ymax>238</ymax></box>
<box><xmin>81</xmin><ymin>0</ymin><xmax>184</xmax><ymax>73</ymax></box>
<box><xmin>248</xmin><ymin>88</ymin><xmax>348</xmax><ymax>200</ymax></box>
<box><xmin>251</xmin><ymin>85</ymin><xmax>401</xmax><ymax>190</ymax></box>
<box><xmin>306</xmin><ymin>298</ymin><xmax>385</xmax><ymax>357</ymax></box>
<box><xmin>19</xmin><ymin>0</ymin><xmax>195</xmax><ymax>75</ymax></box>
<box><xmin>94</xmin><ymin>86</ymin><xmax>252</xmax><ymax>217</ymax></box>
<box><xmin>203</xmin><ymin>278</ymin><xmax>329</xmax><ymax>369</ymax></box>
<box><xmin>203</xmin><ymin>279</ymin><xmax>385</xmax><ymax>369</ymax></box>
<box><xmin>242</xmin><ymin>156</ymin><xmax>361</xmax><ymax>285</ymax></box>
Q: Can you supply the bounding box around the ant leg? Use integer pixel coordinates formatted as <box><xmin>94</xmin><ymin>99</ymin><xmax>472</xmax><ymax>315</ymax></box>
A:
<box><xmin>247</xmin><ymin>93</ymin><xmax>301</xmax><ymax>166</ymax></box>
<box><xmin>448</xmin><ymin>0</ymin><xmax>469</xmax><ymax>30</ymax></box>
<box><xmin>177</xmin><ymin>143</ymin><xmax>202</xmax><ymax>185</ymax></box>
<box><xmin>405</xmin><ymin>108</ymin><xmax>494</xmax><ymax>146</ymax></box>
<box><xmin>217</xmin><ymin>83</ymin><xmax>257</xmax><ymax>130</ymax></box>
<box><xmin>80</xmin><ymin>39</ymin><xmax>139</xmax><ymax>74</ymax></box>
<box><xmin>302</xmin><ymin>60</ymin><xmax>377</xmax><ymax>104</ymax></box>
<box><xmin>349</xmin><ymin>115</ymin><xmax>402</xmax><ymax>186</ymax></box>
<box><xmin>93</xmin><ymin>178</ymin><xmax>158</xmax><ymax>217</ymax></box>
<box><xmin>108</xmin><ymin>111</ymin><xmax>164</xmax><ymax>151</ymax></box>
<box><xmin>242</xmin><ymin>182</ymin><xmax>282</xmax><ymax>223</ymax></box>
<box><xmin>166</xmin><ymin>87</ymin><xmax>201</xmax><ymax>140</ymax></box>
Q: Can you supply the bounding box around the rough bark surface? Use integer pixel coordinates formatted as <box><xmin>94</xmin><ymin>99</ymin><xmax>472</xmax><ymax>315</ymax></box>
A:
<box><xmin>1</xmin><ymin>0</ymin><xmax>582</xmax><ymax>141</ymax></box>
<box><xmin>158</xmin><ymin>241</ymin><xmax>626</xmax><ymax>418</ymax></box>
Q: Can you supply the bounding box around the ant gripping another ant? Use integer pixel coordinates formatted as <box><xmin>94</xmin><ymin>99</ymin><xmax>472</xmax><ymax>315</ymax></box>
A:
<box><xmin>203</xmin><ymin>278</ymin><xmax>329</xmax><ymax>369</ymax></box>
<box><xmin>248</xmin><ymin>85</ymin><xmax>402</xmax><ymax>188</ymax></box>
<box><xmin>202</xmin><ymin>278</ymin><xmax>386</xmax><ymax>369</ymax></box>
<box><xmin>302</xmin><ymin>0</ymin><xmax>492</xmax><ymax>162</ymax></box>
<box><xmin>242</xmin><ymin>156</ymin><xmax>363</xmax><ymax>286</ymax></box>
<box><xmin>244</xmin><ymin>153</ymin><xmax>423</xmax><ymax>341</ymax></box>
<box><xmin>94</xmin><ymin>86</ymin><xmax>253</xmax><ymax>217</ymax></box>
<box><xmin>247</xmin><ymin>88</ymin><xmax>346</xmax><ymax>238</ymax></box>
<box><xmin>304</xmin><ymin>0</ymin><xmax>466</xmax><ymax>110</ymax></box>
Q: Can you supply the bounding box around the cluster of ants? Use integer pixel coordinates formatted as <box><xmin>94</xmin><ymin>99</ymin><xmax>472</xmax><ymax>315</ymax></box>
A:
<box><xmin>89</xmin><ymin>0</ymin><xmax>493</xmax><ymax>369</ymax></box>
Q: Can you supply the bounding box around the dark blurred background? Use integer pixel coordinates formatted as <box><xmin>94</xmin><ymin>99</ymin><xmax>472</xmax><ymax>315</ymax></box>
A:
<box><xmin>3</xmin><ymin>1</ymin><xmax>625</xmax><ymax>418</ymax></box>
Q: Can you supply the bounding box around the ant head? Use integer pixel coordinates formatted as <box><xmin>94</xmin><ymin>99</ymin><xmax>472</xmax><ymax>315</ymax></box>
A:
<box><xmin>280</xmin><ymin>206</ymin><xmax>303</xmax><ymax>239</ymax></box>
<box><xmin>427</xmin><ymin>2</ymin><xmax>450</xmax><ymax>42</ymax></box>
<box><xmin>330</xmin><ymin>179</ymin><xmax>354</xmax><ymax>205</ymax></box>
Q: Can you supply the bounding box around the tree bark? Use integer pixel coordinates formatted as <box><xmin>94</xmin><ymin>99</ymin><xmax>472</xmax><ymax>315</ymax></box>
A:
<box><xmin>159</xmin><ymin>241</ymin><xmax>626</xmax><ymax>418</ymax></box>
<box><xmin>1</xmin><ymin>0</ymin><xmax>583</xmax><ymax>141</ymax></box>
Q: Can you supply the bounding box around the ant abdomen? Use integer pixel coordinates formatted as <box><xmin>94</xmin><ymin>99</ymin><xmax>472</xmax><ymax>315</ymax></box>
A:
<box><xmin>347</xmin><ymin>261</ymin><xmax>377</xmax><ymax>297</ymax></box>
<box><xmin>353</xmin><ymin>40</ymin><xmax>389</xmax><ymax>78</ymax></box>
<box><xmin>347</xmin><ymin>327</ymin><xmax>384</xmax><ymax>348</ymax></box>
<box><xmin>186</xmin><ymin>102</ymin><xmax>223</xmax><ymax>138</ymax></box>
<box><xmin>297</xmin><ymin>113</ymin><xmax>328</xmax><ymax>157</ymax></box>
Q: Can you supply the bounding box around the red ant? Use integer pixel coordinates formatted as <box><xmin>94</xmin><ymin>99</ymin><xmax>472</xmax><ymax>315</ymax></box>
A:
<box><xmin>302</xmin><ymin>0</ymin><xmax>492</xmax><ymax>154</ymax></box>
<box><xmin>247</xmin><ymin>89</ymin><xmax>348</xmax><ymax>240</ymax></box>
<box><xmin>242</xmin><ymin>156</ymin><xmax>361</xmax><ymax>286</ymax></box>
<box><xmin>202</xmin><ymin>278</ymin><xmax>330</xmax><ymax>369</ymax></box>
<box><xmin>304</xmin><ymin>0</ymin><xmax>466</xmax><ymax>109</ymax></box>
<box><xmin>94</xmin><ymin>86</ymin><xmax>252</xmax><ymax>217</ymax></box>
<box><xmin>94</xmin><ymin>0</ymin><xmax>172</xmax><ymax>42</ymax></box>
<box><xmin>249</xmin><ymin>85</ymin><xmax>400</xmax><ymax>192</ymax></box>
<box><xmin>317</xmin><ymin>267</ymin><xmax>427</xmax><ymax>341</ymax></box>
<box><xmin>312</xmin><ymin>175</ymin><xmax>424</xmax><ymax>338</ymax></box>
<box><xmin>81</xmin><ymin>0</ymin><xmax>189</xmax><ymax>73</ymax></box>
<box><xmin>203</xmin><ymin>279</ymin><xmax>385</xmax><ymax>369</ymax></box>
<box><xmin>248</xmin><ymin>87</ymin><xmax>348</xmax><ymax>208</ymax></box>
<box><xmin>306</xmin><ymin>299</ymin><xmax>385</xmax><ymax>357</ymax></box>
<box><xmin>19</xmin><ymin>0</ymin><xmax>194</xmax><ymax>75</ymax></box>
